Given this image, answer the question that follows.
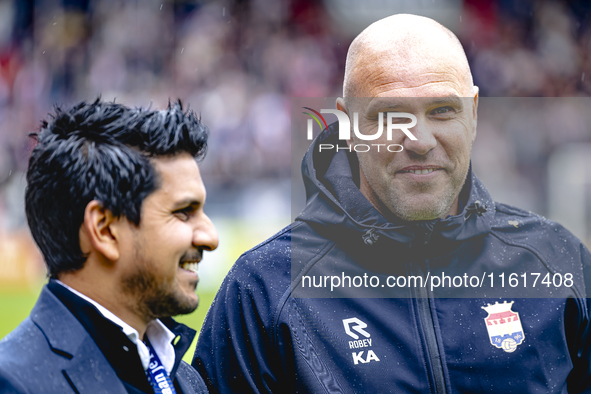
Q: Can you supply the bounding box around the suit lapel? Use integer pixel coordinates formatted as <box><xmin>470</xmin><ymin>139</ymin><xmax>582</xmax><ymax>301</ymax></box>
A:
<box><xmin>31</xmin><ymin>287</ymin><xmax>128</xmax><ymax>394</ymax></box>
<box><xmin>62</xmin><ymin>336</ymin><xmax>128</xmax><ymax>394</ymax></box>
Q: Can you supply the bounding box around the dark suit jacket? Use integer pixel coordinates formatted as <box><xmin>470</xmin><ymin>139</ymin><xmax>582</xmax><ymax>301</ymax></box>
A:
<box><xmin>0</xmin><ymin>286</ymin><xmax>208</xmax><ymax>393</ymax></box>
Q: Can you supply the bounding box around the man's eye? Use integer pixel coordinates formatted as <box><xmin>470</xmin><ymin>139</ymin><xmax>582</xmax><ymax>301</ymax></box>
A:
<box><xmin>382</xmin><ymin>113</ymin><xmax>412</xmax><ymax>124</ymax></box>
<box><xmin>431</xmin><ymin>106</ymin><xmax>454</xmax><ymax>115</ymax></box>
<box><xmin>174</xmin><ymin>207</ymin><xmax>194</xmax><ymax>220</ymax></box>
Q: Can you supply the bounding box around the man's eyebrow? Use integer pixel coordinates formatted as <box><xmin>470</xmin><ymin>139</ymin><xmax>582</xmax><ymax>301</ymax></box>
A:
<box><xmin>364</xmin><ymin>95</ymin><xmax>465</xmax><ymax>114</ymax></box>
<box><xmin>427</xmin><ymin>96</ymin><xmax>464</xmax><ymax>107</ymax></box>
<box><xmin>364</xmin><ymin>100</ymin><xmax>404</xmax><ymax>115</ymax></box>
<box><xmin>171</xmin><ymin>198</ymin><xmax>203</xmax><ymax>209</ymax></box>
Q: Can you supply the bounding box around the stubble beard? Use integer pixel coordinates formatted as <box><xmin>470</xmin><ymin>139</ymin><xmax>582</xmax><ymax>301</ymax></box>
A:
<box><xmin>387</xmin><ymin>177</ymin><xmax>462</xmax><ymax>221</ymax></box>
<box><xmin>121</xmin><ymin>240</ymin><xmax>199</xmax><ymax>321</ymax></box>
<box><xmin>363</xmin><ymin>163</ymin><xmax>469</xmax><ymax>222</ymax></box>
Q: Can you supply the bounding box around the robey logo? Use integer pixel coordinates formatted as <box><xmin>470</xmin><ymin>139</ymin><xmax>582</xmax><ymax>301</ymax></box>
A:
<box><xmin>343</xmin><ymin>317</ymin><xmax>371</xmax><ymax>339</ymax></box>
<box><xmin>303</xmin><ymin>107</ymin><xmax>417</xmax><ymax>153</ymax></box>
<box><xmin>342</xmin><ymin>317</ymin><xmax>380</xmax><ymax>365</ymax></box>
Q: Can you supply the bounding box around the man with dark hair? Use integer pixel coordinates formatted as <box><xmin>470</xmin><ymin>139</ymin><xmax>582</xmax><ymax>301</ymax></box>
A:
<box><xmin>193</xmin><ymin>14</ymin><xmax>591</xmax><ymax>393</ymax></box>
<box><xmin>0</xmin><ymin>99</ymin><xmax>218</xmax><ymax>393</ymax></box>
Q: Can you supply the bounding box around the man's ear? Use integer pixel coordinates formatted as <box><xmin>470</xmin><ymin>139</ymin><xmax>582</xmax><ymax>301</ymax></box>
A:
<box><xmin>336</xmin><ymin>97</ymin><xmax>354</xmax><ymax>148</ymax></box>
<box><xmin>80</xmin><ymin>200</ymin><xmax>120</xmax><ymax>262</ymax></box>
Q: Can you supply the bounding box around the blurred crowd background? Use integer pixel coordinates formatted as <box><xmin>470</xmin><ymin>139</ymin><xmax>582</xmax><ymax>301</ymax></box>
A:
<box><xmin>0</xmin><ymin>0</ymin><xmax>590</xmax><ymax>292</ymax></box>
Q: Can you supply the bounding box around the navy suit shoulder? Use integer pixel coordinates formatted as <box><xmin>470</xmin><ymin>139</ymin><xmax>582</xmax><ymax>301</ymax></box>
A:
<box><xmin>0</xmin><ymin>287</ymin><xmax>127</xmax><ymax>394</ymax></box>
<box><xmin>0</xmin><ymin>317</ymin><xmax>55</xmax><ymax>394</ymax></box>
<box><xmin>0</xmin><ymin>286</ymin><xmax>208</xmax><ymax>394</ymax></box>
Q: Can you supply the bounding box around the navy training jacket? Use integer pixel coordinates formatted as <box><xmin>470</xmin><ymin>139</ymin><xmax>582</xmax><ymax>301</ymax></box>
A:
<box><xmin>193</xmin><ymin>123</ymin><xmax>591</xmax><ymax>393</ymax></box>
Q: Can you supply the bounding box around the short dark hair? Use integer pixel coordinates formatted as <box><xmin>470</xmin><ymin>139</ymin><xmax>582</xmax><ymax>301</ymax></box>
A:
<box><xmin>25</xmin><ymin>98</ymin><xmax>209</xmax><ymax>278</ymax></box>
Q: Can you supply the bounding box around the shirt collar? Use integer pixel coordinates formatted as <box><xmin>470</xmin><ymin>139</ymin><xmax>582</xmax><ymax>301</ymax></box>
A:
<box><xmin>55</xmin><ymin>280</ymin><xmax>176</xmax><ymax>374</ymax></box>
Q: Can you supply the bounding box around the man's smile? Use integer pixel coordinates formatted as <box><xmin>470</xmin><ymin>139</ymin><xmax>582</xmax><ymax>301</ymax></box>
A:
<box><xmin>179</xmin><ymin>261</ymin><xmax>199</xmax><ymax>275</ymax></box>
<box><xmin>396</xmin><ymin>166</ymin><xmax>446</xmax><ymax>182</ymax></box>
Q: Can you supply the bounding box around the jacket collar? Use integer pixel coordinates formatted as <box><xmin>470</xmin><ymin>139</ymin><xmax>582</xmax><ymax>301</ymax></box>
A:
<box><xmin>297</xmin><ymin>122</ymin><xmax>495</xmax><ymax>257</ymax></box>
<box><xmin>30</xmin><ymin>286</ymin><xmax>128</xmax><ymax>394</ymax></box>
<box><xmin>160</xmin><ymin>316</ymin><xmax>197</xmax><ymax>378</ymax></box>
<box><xmin>32</xmin><ymin>284</ymin><xmax>198</xmax><ymax>393</ymax></box>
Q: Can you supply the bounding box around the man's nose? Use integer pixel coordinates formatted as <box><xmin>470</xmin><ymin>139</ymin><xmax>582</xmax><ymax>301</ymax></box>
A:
<box><xmin>193</xmin><ymin>213</ymin><xmax>219</xmax><ymax>252</ymax></box>
<box><xmin>402</xmin><ymin>122</ymin><xmax>437</xmax><ymax>156</ymax></box>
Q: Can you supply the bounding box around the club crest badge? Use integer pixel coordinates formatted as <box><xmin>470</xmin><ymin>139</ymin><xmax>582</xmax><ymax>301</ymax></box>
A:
<box><xmin>481</xmin><ymin>301</ymin><xmax>524</xmax><ymax>353</ymax></box>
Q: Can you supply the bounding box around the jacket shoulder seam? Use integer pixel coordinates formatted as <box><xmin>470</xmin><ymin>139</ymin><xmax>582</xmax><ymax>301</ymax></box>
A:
<box><xmin>494</xmin><ymin>203</ymin><xmax>537</xmax><ymax>218</ymax></box>
<box><xmin>489</xmin><ymin>230</ymin><xmax>584</xmax><ymax>300</ymax></box>
<box><xmin>237</xmin><ymin>222</ymin><xmax>299</xmax><ymax>260</ymax></box>
<box><xmin>270</xmin><ymin>238</ymin><xmax>337</xmax><ymax>353</ymax></box>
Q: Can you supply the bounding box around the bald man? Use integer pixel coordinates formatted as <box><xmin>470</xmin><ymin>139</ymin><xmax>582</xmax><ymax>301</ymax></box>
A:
<box><xmin>193</xmin><ymin>14</ymin><xmax>591</xmax><ymax>393</ymax></box>
<box><xmin>338</xmin><ymin>15</ymin><xmax>478</xmax><ymax>224</ymax></box>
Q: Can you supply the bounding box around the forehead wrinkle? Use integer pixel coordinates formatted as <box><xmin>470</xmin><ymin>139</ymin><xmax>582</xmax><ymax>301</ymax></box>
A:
<box><xmin>356</xmin><ymin>73</ymin><xmax>468</xmax><ymax>97</ymax></box>
<box><xmin>364</xmin><ymin>94</ymin><xmax>464</xmax><ymax>115</ymax></box>
<box><xmin>348</xmin><ymin>51</ymin><xmax>472</xmax><ymax>97</ymax></box>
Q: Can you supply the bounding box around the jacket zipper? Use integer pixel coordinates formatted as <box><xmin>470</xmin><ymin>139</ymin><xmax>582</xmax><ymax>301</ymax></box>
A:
<box><xmin>414</xmin><ymin>224</ymin><xmax>447</xmax><ymax>394</ymax></box>
<box><xmin>415</xmin><ymin>276</ymin><xmax>446</xmax><ymax>394</ymax></box>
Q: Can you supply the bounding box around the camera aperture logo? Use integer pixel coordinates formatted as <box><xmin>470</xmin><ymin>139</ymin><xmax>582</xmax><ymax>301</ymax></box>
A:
<box><xmin>302</xmin><ymin>107</ymin><xmax>417</xmax><ymax>153</ymax></box>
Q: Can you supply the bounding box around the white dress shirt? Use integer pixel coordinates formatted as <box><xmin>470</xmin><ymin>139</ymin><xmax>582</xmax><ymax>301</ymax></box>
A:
<box><xmin>55</xmin><ymin>280</ymin><xmax>176</xmax><ymax>374</ymax></box>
